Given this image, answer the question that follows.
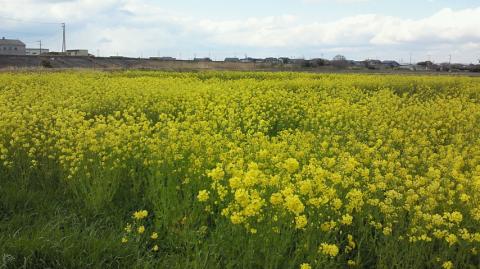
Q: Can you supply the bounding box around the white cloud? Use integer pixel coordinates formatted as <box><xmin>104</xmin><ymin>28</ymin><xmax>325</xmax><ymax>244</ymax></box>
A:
<box><xmin>1</xmin><ymin>0</ymin><xmax>479</xmax><ymax>62</ymax></box>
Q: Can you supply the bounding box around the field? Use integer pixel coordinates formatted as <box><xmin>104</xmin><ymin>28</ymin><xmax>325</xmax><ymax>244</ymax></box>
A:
<box><xmin>1</xmin><ymin>71</ymin><xmax>480</xmax><ymax>269</ymax></box>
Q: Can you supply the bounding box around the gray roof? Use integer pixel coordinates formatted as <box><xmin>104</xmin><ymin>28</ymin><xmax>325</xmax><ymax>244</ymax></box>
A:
<box><xmin>0</xmin><ymin>38</ymin><xmax>25</xmax><ymax>46</ymax></box>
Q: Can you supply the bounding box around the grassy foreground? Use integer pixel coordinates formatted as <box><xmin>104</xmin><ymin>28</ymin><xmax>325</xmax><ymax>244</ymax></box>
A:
<box><xmin>1</xmin><ymin>71</ymin><xmax>480</xmax><ymax>268</ymax></box>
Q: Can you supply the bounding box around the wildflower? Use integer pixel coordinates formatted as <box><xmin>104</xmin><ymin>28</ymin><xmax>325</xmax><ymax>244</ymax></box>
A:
<box><xmin>234</xmin><ymin>189</ymin><xmax>250</xmax><ymax>207</ymax></box>
<box><xmin>348</xmin><ymin>260</ymin><xmax>357</xmax><ymax>267</ymax></box>
<box><xmin>208</xmin><ymin>166</ymin><xmax>224</xmax><ymax>181</ymax></box>
<box><xmin>124</xmin><ymin>223</ymin><xmax>132</xmax><ymax>233</ymax></box>
<box><xmin>151</xmin><ymin>232</ymin><xmax>158</xmax><ymax>240</ymax></box>
<box><xmin>300</xmin><ymin>263</ymin><xmax>311</xmax><ymax>269</ymax></box>
<box><xmin>137</xmin><ymin>225</ymin><xmax>145</xmax><ymax>234</ymax></box>
<box><xmin>319</xmin><ymin>243</ymin><xmax>339</xmax><ymax>257</ymax></box>
<box><xmin>295</xmin><ymin>215</ymin><xmax>308</xmax><ymax>229</ymax></box>
<box><xmin>230</xmin><ymin>212</ymin><xmax>244</xmax><ymax>224</ymax></box>
<box><xmin>270</xmin><ymin>193</ymin><xmax>283</xmax><ymax>205</ymax></box>
<box><xmin>449</xmin><ymin>211</ymin><xmax>463</xmax><ymax>224</ymax></box>
<box><xmin>442</xmin><ymin>261</ymin><xmax>453</xmax><ymax>269</ymax></box>
<box><xmin>284</xmin><ymin>195</ymin><xmax>305</xmax><ymax>215</ymax></box>
<box><xmin>153</xmin><ymin>245</ymin><xmax>159</xmax><ymax>252</ymax></box>
<box><xmin>320</xmin><ymin>221</ymin><xmax>336</xmax><ymax>231</ymax></box>
<box><xmin>383</xmin><ymin>227</ymin><xmax>392</xmax><ymax>236</ymax></box>
<box><xmin>347</xmin><ymin>234</ymin><xmax>356</xmax><ymax>249</ymax></box>
<box><xmin>284</xmin><ymin>158</ymin><xmax>300</xmax><ymax>173</ymax></box>
<box><xmin>133</xmin><ymin>210</ymin><xmax>148</xmax><ymax>220</ymax></box>
<box><xmin>121</xmin><ymin>237</ymin><xmax>128</xmax><ymax>243</ymax></box>
<box><xmin>445</xmin><ymin>234</ymin><xmax>457</xmax><ymax>246</ymax></box>
<box><xmin>229</xmin><ymin>177</ymin><xmax>242</xmax><ymax>189</ymax></box>
<box><xmin>197</xmin><ymin>190</ymin><xmax>210</xmax><ymax>202</ymax></box>
<box><xmin>341</xmin><ymin>214</ymin><xmax>353</xmax><ymax>225</ymax></box>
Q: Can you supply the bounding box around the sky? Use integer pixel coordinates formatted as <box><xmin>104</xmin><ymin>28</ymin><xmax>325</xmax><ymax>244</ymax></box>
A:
<box><xmin>1</xmin><ymin>0</ymin><xmax>480</xmax><ymax>63</ymax></box>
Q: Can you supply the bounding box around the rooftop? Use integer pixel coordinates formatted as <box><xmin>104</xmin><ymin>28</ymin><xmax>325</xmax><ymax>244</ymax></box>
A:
<box><xmin>0</xmin><ymin>37</ymin><xmax>25</xmax><ymax>46</ymax></box>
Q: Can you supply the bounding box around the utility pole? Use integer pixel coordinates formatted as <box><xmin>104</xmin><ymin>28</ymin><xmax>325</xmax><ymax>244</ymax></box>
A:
<box><xmin>61</xmin><ymin>23</ymin><xmax>66</xmax><ymax>53</ymax></box>
<box><xmin>37</xmin><ymin>40</ymin><xmax>42</xmax><ymax>55</ymax></box>
<box><xmin>449</xmin><ymin>54</ymin><xmax>452</xmax><ymax>65</ymax></box>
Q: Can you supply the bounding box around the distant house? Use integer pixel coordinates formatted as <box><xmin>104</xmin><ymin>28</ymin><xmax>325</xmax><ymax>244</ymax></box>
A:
<box><xmin>278</xmin><ymin>57</ymin><xmax>292</xmax><ymax>64</ymax></box>
<box><xmin>292</xmin><ymin>58</ymin><xmax>306</xmax><ymax>65</ymax></box>
<box><xmin>382</xmin><ymin>60</ymin><xmax>400</xmax><ymax>68</ymax></box>
<box><xmin>264</xmin><ymin>57</ymin><xmax>281</xmax><ymax>64</ymax></box>
<box><xmin>363</xmin><ymin>59</ymin><xmax>383</xmax><ymax>69</ymax></box>
<box><xmin>150</xmin><ymin>56</ymin><xmax>176</xmax><ymax>61</ymax></box>
<box><xmin>66</xmin><ymin>49</ymin><xmax>89</xmax><ymax>56</ymax></box>
<box><xmin>193</xmin><ymin>57</ymin><xmax>212</xmax><ymax>62</ymax></box>
<box><xmin>240</xmin><ymin>57</ymin><xmax>255</xmax><ymax>63</ymax></box>
<box><xmin>26</xmin><ymin>48</ymin><xmax>49</xmax><ymax>56</ymax></box>
<box><xmin>309</xmin><ymin>58</ymin><xmax>329</xmax><ymax>66</ymax></box>
<box><xmin>0</xmin><ymin>37</ymin><xmax>26</xmax><ymax>55</ymax></box>
<box><xmin>225</xmin><ymin>57</ymin><xmax>240</xmax><ymax>62</ymax></box>
<box><xmin>332</xmin><ymin>55</ymin><xmax>347</xmax><ymax>61</ymax></box>
<box><xmin>398</xmin><ymin>64</ymin><xmax>416</xmax><ymax>71</ymax></box>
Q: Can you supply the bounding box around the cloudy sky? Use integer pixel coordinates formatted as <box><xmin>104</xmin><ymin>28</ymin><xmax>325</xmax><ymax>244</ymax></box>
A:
<box><xmin>1</xmin><ymin>0</ymin><xmax>480</xmax><ymax>63</ymax></box>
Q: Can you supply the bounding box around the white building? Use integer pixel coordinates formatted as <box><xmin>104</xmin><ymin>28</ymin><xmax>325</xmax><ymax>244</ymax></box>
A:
<box><xmin>26</xmin><ymin>48</ymin><xmax>50</xmax><ymax>56</ymax></box>
<box><xmin>66</xmin><ymin>49</ymin><xmax>89</xmax><ymax>56</ymax></box>
<box><xmin>0</xmin><ymin>37</ymin><xmax>26</xmax><ymax>55</ymax></box>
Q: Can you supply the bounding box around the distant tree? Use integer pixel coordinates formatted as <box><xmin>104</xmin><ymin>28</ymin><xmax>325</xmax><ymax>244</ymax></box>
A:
<box><xmin>417</xmin><ymin>61</ymin><xmax>433</xmax><ymax>67</ymax></box>
<box><xmin>41</xmin><ymin>60</ymin><xmax>52</xmax><ymax>68</ymax></box>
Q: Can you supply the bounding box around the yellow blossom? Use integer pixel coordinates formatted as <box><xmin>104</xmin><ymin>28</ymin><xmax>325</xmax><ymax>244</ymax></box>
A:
<box><xmin>319</xmin><ymin>243</ymin><xmax>339</xmax><ymax>257</ymax></box>
<box><xmin>197</xmin><ymin>190</ymin><xmax>210</xmax><ymax>202</ymax></box>
<box><xmin>442</xmin><ymin>261</ymin><xmax>453</xmax><ymax>269</ymax></box>
<box><xmin>284</xmin><ymin>158</ymin><xmax>300</xmax><ymax>173</ymax></box>
<box><xmin>133</xmin><ymin>210</ymin><xmax>148</xmax><ymax>220</ymax></box>
<box><xmin>295</xmin><ymin>215</ymin><xmax>308</xmax><ymax>229</ymax></box>
<box><xmin>300</xmin><ymin>263</ymin><xmax>311</xmax><ymax>269</ymax></box>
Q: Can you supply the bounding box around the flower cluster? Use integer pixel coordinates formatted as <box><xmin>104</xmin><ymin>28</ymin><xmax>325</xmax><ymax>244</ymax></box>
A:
<box><xmin>1</xmin><ymin>71</ymin><xmax>479</xmax><ymax>268</ymax></box>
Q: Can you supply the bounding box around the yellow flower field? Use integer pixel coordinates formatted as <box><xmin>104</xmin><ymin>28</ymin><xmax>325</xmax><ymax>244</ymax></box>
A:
<box><xmin>0</xmin><ymin>71</ymin><xmax>479</xmax><ymax>268</ymax></box>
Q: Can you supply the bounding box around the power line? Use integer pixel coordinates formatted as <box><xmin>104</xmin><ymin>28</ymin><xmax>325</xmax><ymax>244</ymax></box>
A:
<box><xmin>0</xmin><ymin>28</ymin><xmax>48</xmax><ymax>36</ymax></box>
<box><xmin>0</xmin><ymin>16</ymin><xmax>60</xmax><ymax>25</ymax></box>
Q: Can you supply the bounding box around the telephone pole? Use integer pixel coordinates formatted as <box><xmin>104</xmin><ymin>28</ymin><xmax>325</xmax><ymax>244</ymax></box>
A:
<box><xmin>37</xmin><ymin>40</ymin><xmax>42</xmax><ymax>55</ymax></box>
<box><xmin>61</xmin><ymin>23</ymin><xmax>66</xmax><ymax>53</ymax></box>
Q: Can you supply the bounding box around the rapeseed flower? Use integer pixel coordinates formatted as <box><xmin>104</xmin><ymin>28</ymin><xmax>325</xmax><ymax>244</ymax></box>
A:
<box><xmin>197</xmin><ymin>190</ymin><xmax>210</xmax><ymax>202</ymax></box>
<box><xmin>319</xmin><ymin>243</ymin><xmax>339</xmax><ymax>257</ymax></box>
<box><xmin>133</xmin><ymin>210</ymin><xmax>148</xmax><ymax>220</ymax></box>
<box><xmin>300</xmin><ymin>263</ymin><xmax>311</xmax><ymax>269</ymax></box>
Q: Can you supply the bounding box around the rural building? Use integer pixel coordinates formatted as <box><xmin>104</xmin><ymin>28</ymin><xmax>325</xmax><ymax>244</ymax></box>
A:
<box><xmin>193</xmin><ymin>57</ymin><xmax>212</xmax><ymax>62</ymax></box>
<box><xmin>225</xmin><ymin>57</ymin><xmax>240</xmax><ymax>62</ymax></box>
<box><xmin>66</xmin><ymin>49</ymin><xmax>89</xmax><ymax>56</ymax></box>
<box><xmin>264</xmin><ymin>57</ymin><xmax>281</xmax><ymax>64</ymax></box>
<box><xmin>279</xmin><ymin>57</ymin><xmax>292</xmax><ymax>64</ymax></box>
<box><xmin>26</xmin><ymin>48</ymin><xmax>50</xmax><ymax>55</ymax></box>
<box><xmin>150</xmin><ymin>57</ymin><xmax>176</xmax><ymax>61</ymax></box>
<box><xmin>0</xmin><ymin>37</ymin><xmax>26</xmax><ymax>55</ymax></box>
<box><xmin>332</xmin><ymin>55</ymin><xmax>347</xmax><ymax>61</ymax></box>
<box><xmin>382</xmin><ymin>60</ymin><xmax>400</xmax><ymax>68</ymax></box>
<box><xmin>292</xmin><ymin>59</ymin><xmax>306</xmax><ymax>65</ymax></box>
<box><xmin>240</xmin><ymin>57</ymin><xmax>265</xmax><ymax>63</ymax></box>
